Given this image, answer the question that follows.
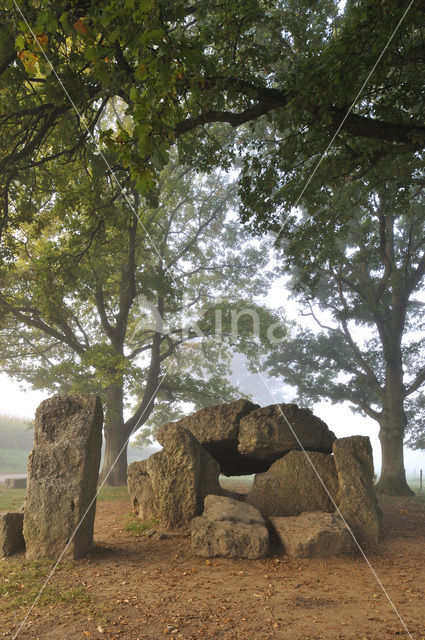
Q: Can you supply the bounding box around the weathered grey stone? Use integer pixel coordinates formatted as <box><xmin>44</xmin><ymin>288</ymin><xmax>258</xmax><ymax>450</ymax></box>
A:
<box><xmin>333</xmin><ymin>436</ymin><xmax>380</xmax><ymax>548</ymax></box>
<box><xmin>269</xmin><ymin>512</ymin><xmax>353</xmax><ymax>558</ymax></box>
<box><xmin>23</xmin><ymin>395</ymin><xmax>103</xmax><ymax>560</ymax></box>
<box><xmin>4</xmin><ymin>478</ymin><xmax>27</xmax><ymax>489</ymax></box>
<box><xmin>127</xmin><ymin>460</ymin><xmax>157</xmax><ymax>520</ymax></box>
<box><xmin>147</xmin><ymin>424</ymin><xmax>222</xmax><ymax>529</ymax></box>
<box><xmin>191</xmin><ymin>495</ymin><xmax>268</xmax><ymax>558</ymax></box>
<box><xmin>201</xmin><ymin>494</ymin><xmax>266</xmax><ymax>525</ymax></box>
<box><xmin>246</xmin><ymin>451</ymin><xmax>339</xmax><ymax>519</ymax></box>
<box><xmin>0</xmin><ymin>512</ymin><xmax>25</xmax><ymax>557</ymax></box>
<box><xmin>238</xmin><ymin>403</ymin><xmax>336</xmax><ymax>467</ymax></box>
<box><xmin>163</xmin><ymin>399</ymin><xmax>259</xmax><ymax>475</ymax></box>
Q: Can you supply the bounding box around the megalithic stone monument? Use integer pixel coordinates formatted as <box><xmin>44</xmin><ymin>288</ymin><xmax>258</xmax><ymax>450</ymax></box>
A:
<box><xmin>23</xmin><ymin>395</ymin><xmax>103</xmax><ymax>560</ymax></box>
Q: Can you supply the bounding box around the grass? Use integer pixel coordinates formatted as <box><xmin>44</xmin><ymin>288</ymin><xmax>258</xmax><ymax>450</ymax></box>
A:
<box><xmin>122</xmin><ymin>513</ymin><xmax>159</xmax><ymax>535</ymax></box>
<box><xmin>0</xmin><ymin>485</ymin><xmax>130</xmax><ymax>512</ymax></box>
<box><xmin>0</xmin><ymin>487</ymin><xmax>26</xmax><ymax>511</ymax></box>
<box><xmin>96</xmin><ymin>485</ymin><xmax>130</xmax><ymax>501</ymax></box>
<box><xmin>0</xmin><ymin>558</ymin><xmax>90</xmax><ymax>613</ymax></box>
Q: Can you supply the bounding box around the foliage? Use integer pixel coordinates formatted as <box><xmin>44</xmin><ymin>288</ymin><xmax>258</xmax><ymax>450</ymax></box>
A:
<box><xmin>0</xmin><ymin>414</ymin><xmax>33</xmax><ymax>450</ymax></box>
<box><xmin>0</xmin><ymin>151</ymin><xmax>285</xmax><ymax>466</ymax></box>
<box><xmin>1</xmin><ymin>1</ymin><xmax>425</xmax><ymax>235</ymax></box>
<box><xmin>267</xmin><ymin>174</ymin><xmax>425</xmax><ymax>450</ymax></box>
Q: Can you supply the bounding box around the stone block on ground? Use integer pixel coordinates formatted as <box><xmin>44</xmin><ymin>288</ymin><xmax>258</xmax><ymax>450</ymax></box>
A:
<box><xmin>162</xmin><ymin>399</ymin><xmax>259</xmax><ymax>475</ymax></box>
<box><xmin>0</xmin><ymin>512</ymin><xmax>25</xmax><ymax>557</ymax></box>
<box><xmin>333</xmin><ymin>436</ymin><xmax>380</xmax><ymax>548</ymax></box>
<box><xmin>269</xmin><ymin>512</ymin><xmax>353</xmax><ymax>558</ymax></box>
<box><xmin>23</xmin><ymin>394</ymin><xmax>103</xmax><ymax>560</ymax></box>
<box><xmin>4</xmin><ymin>478</ymin><xmax>27</xmax><ymax>489</ymax></box>
<box><xmin>147</xmin><ymin>424</ymin><xmax>222</xmax><ymax>530</ymax></box>
<box><xmin>127</xmin><ymin>460</ymin><xmax>157</xmax><ymax>520</ymax></box>
<box><xmin>246</xmin><ymin>451</ymin><xmax>339</xmax><ymax>519</ymax></box>
<box><xmin>191</xmin><ymin>494</ymin><xmax>269</xmax><ymax>558</ymax></box>
<box><xmin>238</xmin><ymin>403</ymin><xmax>336</xmax><ymax>468</ymax></box>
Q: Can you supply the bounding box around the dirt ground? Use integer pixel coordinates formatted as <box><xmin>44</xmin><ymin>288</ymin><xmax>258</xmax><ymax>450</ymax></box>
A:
<box><xmin>2</xmin><ymin>496</ymin><xmax>425</xmax><ymax>640</ymax></box>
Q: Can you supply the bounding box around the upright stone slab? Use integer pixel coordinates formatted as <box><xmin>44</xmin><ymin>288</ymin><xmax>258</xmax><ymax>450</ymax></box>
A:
<box><xmin>23</xmin><ymin>395</ymin><xmax>103</xmax><ymax>560</ymax></box>
<box><xmin>0</xmin><ymin>512</ymin><xmax>25</xmax><ymax>557</ymax></box>
<box><xmin>127</xmin><ymin>460</ymin><xmax>158</xmax><ymax>520</ymax></box>
<box><xmin>333</xmin><ymin>436</ymin><xmax>381</xmax><ymax>548</ymax></box>
<box><xmin>147</xmin><ymin>424</ymin><xmax>222</xmax><ymax>529</ymax></box>
<box><xmin>246</xmin><ymin>451</ymin><xmax>339</xmax><ymax>519</ymax></box>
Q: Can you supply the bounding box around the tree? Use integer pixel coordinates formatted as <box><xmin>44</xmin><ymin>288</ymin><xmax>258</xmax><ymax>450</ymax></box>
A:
<box><xmin>0</xmin><ymin>153</ymin><xmax>285</xmax><ymax>484</ymax></box>
<box><xmin>267</xmin><ymin>174</ymin><xmax>425</xmax><ymax>496</ymax></box>
<box><xmin>1</xmin><ymin>1</ymin><xmax>425</xmax><ymax>235</ymax></box>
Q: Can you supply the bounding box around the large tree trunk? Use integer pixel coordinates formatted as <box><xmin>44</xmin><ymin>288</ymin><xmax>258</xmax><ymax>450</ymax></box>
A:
<box><xmin>99</xmin><ymin>383</ymin><xmax>129</xmax><ymax>487</ymax></box>
<box><xmin>376</xmin><ymin>374</ymin><xmax>414</xmax><ymax>496</ymax></box>
<box><xmin>377</xmin><ymin>425</ymin><xmax>413</xmax><ymax>495</ymax></box>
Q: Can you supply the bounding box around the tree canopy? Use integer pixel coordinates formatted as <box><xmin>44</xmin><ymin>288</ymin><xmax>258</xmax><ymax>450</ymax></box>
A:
<box><xmin>0</xmin><ymin>147</ymin><xmax>285</xmax><ymax>483</ymax></box>
<box><xmin>1</xmin><ymin>1</ymin><xmax>425</xmax><ymax>236</ymax></box>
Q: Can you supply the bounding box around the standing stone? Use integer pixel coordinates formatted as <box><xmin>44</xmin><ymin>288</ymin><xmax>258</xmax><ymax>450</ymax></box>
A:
<box><xmin>23</xmin><ymin>395</ymin><xmax>103</xmax><ymax>560</ymax></box>
<box><xmin>333</xmin><ymin>436</ymin><xmax>380</xmax><ymax>548</ymax></box>
<box><xmin>162</xmin><ymin>399</ymin><xmax>259</xmax><ymax>475</ymax></box>
<box><xmin>147</xmin><ymin>424</ymin><xmax>222</xmax><ymax>529</ymax></box>
<box><xmin>191</xmin><ymin>495</ymin><xmax>269</xmax><ymax>558</ymax></box>
<box><xmin>269</xmin><ymin>512</ymin><xmax>353</xmax><ymax>558</ymax></box>
<box><xmin>238</xmin><ymin>403</ymin><xmax>336</xmax><ymax>468</ymax></box>
<box><xmin>0</xmin><ymin>512</ymin><xmax>25</xmax><ymax>557</ymax></box>
<box><xmin>246</xmin><ymin>450</ymin><xmax>339</xmax><ymax>519</ymax></box>
<box><xmin>127</xmin><ymin>460</ymin><xmax>158</xmax><ymax>520</ymax></box>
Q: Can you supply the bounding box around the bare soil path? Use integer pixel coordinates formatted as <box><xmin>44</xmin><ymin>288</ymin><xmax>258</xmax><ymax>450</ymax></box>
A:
<box><xmin>2</xmin><ymin>496</ymin><xmax>425</xmax><ymax>640</ymax></box>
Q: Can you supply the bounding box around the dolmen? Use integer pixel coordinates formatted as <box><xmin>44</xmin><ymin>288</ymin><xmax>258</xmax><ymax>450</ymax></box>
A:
<box><xmin>128</xmin><ymin>399</ymin><xmax>381</xmax><ymax>559</ymax></box>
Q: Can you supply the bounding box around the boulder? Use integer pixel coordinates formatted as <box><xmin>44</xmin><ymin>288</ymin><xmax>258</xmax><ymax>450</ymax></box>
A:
<box><xmin>269</xmin><ymin>512</ymin><xmax>353</xmax><ymax>558</ymax></box>
<box><xmin>333</xmin><ymin>436</ymin><xmax>380</xmax><ymax>548</ymax></box>
<box><xmin>127</xmin><ymin>460</ymin><xmax>157</xmax><ymax>520</ymax></box>
<box><xmin>191</xmin><ymin>495</ymin><xmax>269</xmax><ymax>558</ymax></box>
<box><xmin>0</xmin><ymin>512</ymin><xmax>25</xmax><ymax>557</ymax></box>
<box><xmin>23</xmin><ymin>395</ymin><xmax>103</xmax><ymax>560</ymax></box>
<box><xmin>163</xmin><ymin>399</ymin><xmax>259</xmax><ymax>475</ymax></box>
<box><xmin>246</xmin><ymin>451</ymin><xmax>339</xmax><ymax>519</ymax></box>
<box><xmin>238</xmin><ymin>403</ymin><xmax>336</xmax><ymax>468</ymax></box>
<box><xmin>147</xmin><ymin>424</ymin><xmax>222</xmax><ymax>529</ymax></box>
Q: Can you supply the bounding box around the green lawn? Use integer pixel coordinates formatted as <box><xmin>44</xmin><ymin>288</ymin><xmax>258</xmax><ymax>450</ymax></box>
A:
<box><xmin>0</xmin><ymin>485</ymin><xmax>130</xmax><ymax>512</ymax></box>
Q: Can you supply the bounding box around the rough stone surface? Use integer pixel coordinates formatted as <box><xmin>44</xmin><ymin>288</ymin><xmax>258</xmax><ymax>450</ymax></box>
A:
<box><xmin>163</xmin><ymin>399</ymin><xmax>259</xmax><ymax>475</ymax></box>
<box><xmin>238</xmin><ymin>403</ymin><xmax>336</xmax><ymax>467</ymax></box>
<box><xmin>333</xmin><ymin>436</ymin><xmax>380</xmax><ymax>548</ymax></box>
<box><xmin>4</xmin><ymin>478</ymin><xmax>27</xmax><ymax>489</ymax></box>
<box><xmin>147</xmin><ymin>424</ymin><xmax>222</xmax><ymax>529</ymax></box>
<box><xmin>127</xmin><ymin>460</ymin><xmax>157</xmax><ymax>520</ymax></box>
<box><xmin>246</xmin><ymin>451</ymin><xmax>339</xmax><ymax>519</ymax></box>
<box><xmin>0</xmin><ymin>512</ymin><xmax>25</xmax><ymax>557</ymax></box>
<box><xmin>269</xmin><ymin>512</ymin><xmax>353</xmax><ymax>558</ymax></box>
<box><xmin>201</xmin><ymin>494</ymin><xmax>266</xmax><ymax>525</ymax></box>
<box><xmin>23</xmin><ymin>394</ymin><xmax>103</xmax><ymax>560</ymax></box>
<box><xmin>191</xmin><ymin>495</ymin><xmax>269</xmax><ymax>558</ymax></box>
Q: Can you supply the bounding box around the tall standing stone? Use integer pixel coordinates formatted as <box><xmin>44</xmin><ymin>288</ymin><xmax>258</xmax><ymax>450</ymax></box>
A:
<box><xmin>23</xmin><ymin>395</ymin><xmax>103</xmax><ymax>560</ymax></box>
<box><xmin>333</xmin><ymin>436</ymin><xmax>381</xmax><ymax>548</ymax></box>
